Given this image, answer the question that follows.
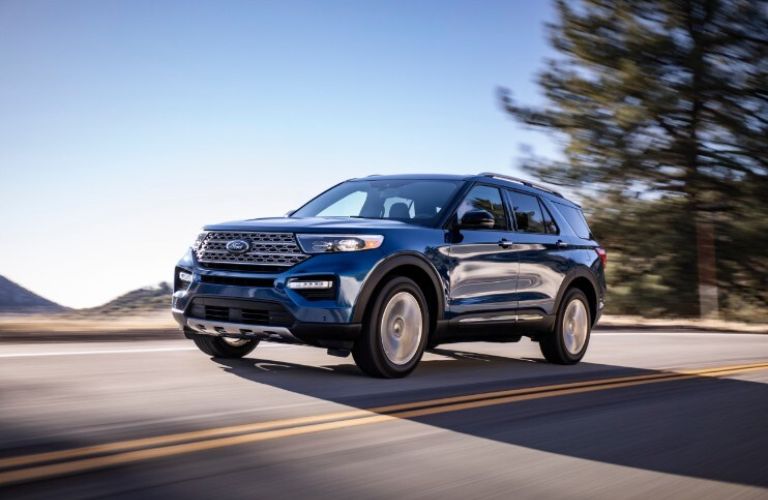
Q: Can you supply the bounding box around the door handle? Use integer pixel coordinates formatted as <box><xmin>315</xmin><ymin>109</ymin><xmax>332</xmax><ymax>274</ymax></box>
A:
<box><xmin>556</xmin><ymin>240</ymin><xmax>568</xmax><ymax>248</ymax></box>
<box><xmin>498</xmin><ymin>238</ymin><xmax>513</xmax><ymax>249</ymax></box>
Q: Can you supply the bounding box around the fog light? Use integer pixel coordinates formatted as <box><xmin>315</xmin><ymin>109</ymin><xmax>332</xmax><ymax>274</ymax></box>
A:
<box><xmin>287</xmin><ymin>279</ymin><xmax>334</xmax><ymax>290</ymax></box>
<box><xmin>178</xmin><ymin>271</ymin><xmax>194</xmax><ymax>283</ymax></box>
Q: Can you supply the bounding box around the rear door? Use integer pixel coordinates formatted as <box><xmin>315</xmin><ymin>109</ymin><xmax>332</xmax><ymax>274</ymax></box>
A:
<box><xmin>503</xmin><ymin>189</ymin><xmax>566</xmax><ymax>321</ymax></box>
<box><xmin>446</xmin><ymin>184</ymin><xmax>519</xmax><ymax>325</ymax></box>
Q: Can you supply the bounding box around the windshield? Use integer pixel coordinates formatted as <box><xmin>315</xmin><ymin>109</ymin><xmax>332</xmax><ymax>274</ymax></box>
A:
<box><xmin>292</xmin><ymin>179</ymin><xmax>464</xmax><ymax>225</ymax></box>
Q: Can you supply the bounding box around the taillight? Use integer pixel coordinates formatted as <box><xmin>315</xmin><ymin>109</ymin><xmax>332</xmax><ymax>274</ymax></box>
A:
<box><xmin>595</xmin><ymin>247</ymin><xmax>607</xmax><ymax>267</ymax></box>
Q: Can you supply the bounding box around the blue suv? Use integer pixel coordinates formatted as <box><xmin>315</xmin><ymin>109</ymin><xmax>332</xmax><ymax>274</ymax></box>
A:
<box><xmin>172</xmin><ymin>173</ymin><xmax>607</xmax><ymax>378</ymax></box>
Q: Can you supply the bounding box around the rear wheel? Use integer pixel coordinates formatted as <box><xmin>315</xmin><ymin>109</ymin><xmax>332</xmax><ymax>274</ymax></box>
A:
<box><xmin>353</xmin><ymin>276</ymin><xmax>429</xmax><ymax>378</ymax></box>
<box><xmin>539</xmin><ymin>288</ymin><xmax>591</xmax><ymax>364</ymax></box>
<box><xmin>191</xmin><ymin>333</ymin><xmax>259</xmax><ymax>358</ymax></box>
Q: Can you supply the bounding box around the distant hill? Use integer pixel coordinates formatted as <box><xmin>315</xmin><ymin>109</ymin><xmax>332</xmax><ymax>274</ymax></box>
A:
<box><xmin>0</xmin><ymin>275</ymin><xmax>172</xmax><ymax>316</ymax></box>
<box><xmin>86</xmin><ymin>282</ymin><xmax>172</xmax><ymax>315</ymax></box>
<box><xmin>0</xmin><ymin>275</ymin><xmax>67</xmax><ymax>313</ymax></box>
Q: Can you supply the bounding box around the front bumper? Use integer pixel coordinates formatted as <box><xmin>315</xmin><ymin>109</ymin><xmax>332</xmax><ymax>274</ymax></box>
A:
<box><xmin>172</xmin><ymin>248</ymin><xmax>372</xmax><ymax>347</ymax></box>
<box><xmin>183</xmin><ymin>317</ymin><xmax>299</xmax><ymax>343</ymax></box>
<box><xmin>173</xmin><ymin>304</ymin><xmax>362</xmax><ymax>347</ymax></box>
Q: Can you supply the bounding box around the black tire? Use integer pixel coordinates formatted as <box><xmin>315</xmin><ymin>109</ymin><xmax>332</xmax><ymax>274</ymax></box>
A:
<box><xmin>539</xmin><ymin>288</ymin><xmax>591</xmax><ymax>364</ymax></box>
<box><xmin>191</xmin><ymin>334</ymin><xmax>259</xmax><ymax>358</ymax></box>
<box><xmin>352</xmin><ymin>276</ymin><xmax>429</xmax><ymax>378</ymax></box>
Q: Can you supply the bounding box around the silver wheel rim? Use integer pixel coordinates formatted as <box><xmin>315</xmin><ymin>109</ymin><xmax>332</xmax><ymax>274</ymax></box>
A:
<box><xmin>563</xmin><ymin>298</ymin><xmax>589</xmax><ymax>355</ymax></box>
<box><xmin>222</xmin><ymin>337</ymin><xmax>251</xmax><ymax>347</ymax></box>
<box><xmin>380</xmin><ymin>291</ymin><xmax>423</xmax><ymax>366</ymax></box>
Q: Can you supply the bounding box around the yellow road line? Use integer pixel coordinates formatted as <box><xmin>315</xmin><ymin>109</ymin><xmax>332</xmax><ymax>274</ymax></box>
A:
<box><xmin>375</xmin><ymin>361</ymin><xmax>768</xmax><ymax>412</ymax></box>
<box><xmin>0</xmin><ymin>409</ymin><xmax>372</xmax><ymax>470</ymax></box>
<box><xmin>0</xmin><ymin>361</ymin><xmax>766</xmax><ymax>486</ymax></box>
<box><xmin>3</xmin><ymin>361</ymin><xmax>760</xmax><ymax>470</ymax></box>
<box><xmin>394</xmin><ymin>364</ymin><xmax>768</xmax><ymax>419</ymax></box>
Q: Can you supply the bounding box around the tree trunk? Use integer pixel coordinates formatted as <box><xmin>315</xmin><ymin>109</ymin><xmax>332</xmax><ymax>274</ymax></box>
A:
<box><xmin>686</xmin><ymin>3</ymin><xmax>719</xmax><ymax>319</ymax></box>
<box><xmin>695</xmin><ymin>211</ymin><xmax>719</xmax><ymax>319</ymax></box>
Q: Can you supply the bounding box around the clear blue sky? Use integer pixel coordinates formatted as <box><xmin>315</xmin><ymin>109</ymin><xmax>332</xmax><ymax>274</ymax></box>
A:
<box><xmin>0</xmin><ymin>0</ymin><xmax>558</xmax><ymax>308</ymax></box>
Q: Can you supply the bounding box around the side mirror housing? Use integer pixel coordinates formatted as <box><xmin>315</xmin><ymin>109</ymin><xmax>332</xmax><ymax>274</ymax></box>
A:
<box><xmin>460</xmin><ymin>209</ymin><xmax>495</xmax><ymax>229</ymax></box>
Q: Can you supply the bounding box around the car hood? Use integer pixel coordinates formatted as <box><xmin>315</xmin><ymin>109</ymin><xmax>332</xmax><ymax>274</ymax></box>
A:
<box><xmin>203</xmin><ymin>217</ymin><xmax>421</xmax><ymax>233</ymax></box>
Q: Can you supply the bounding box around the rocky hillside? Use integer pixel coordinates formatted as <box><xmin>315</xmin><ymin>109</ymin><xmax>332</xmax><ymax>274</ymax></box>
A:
<box><xmin>0</xmin><ymin>275</ymin><xmax>172</xmax><ymax>316</ymax></box>
<box><xmin>86</xmin><ymin>282</ymin><xmax>172</xmax><ymax>315</ymax></box>
<box><xmin>0</xmin><ymin>275</ymin><xmax>67</xmax><ymax>313</ymax></box>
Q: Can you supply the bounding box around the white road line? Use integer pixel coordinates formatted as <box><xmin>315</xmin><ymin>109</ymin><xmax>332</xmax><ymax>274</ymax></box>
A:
<box><xmin>0</xmin><ymin>344</ymin><xmax>288</xmax><ymax>358</ymax></box>
<box><xmin>1</xmin><ymin>332</ymin><xmax>762</xmax><ymax>358</ymax></box>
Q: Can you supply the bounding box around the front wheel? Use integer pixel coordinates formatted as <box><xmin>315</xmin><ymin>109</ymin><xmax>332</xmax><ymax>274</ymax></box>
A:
<box><xmin>539</xmin><ymin>288</ymin><xmax>591</xmax><ymax>364</ymax></box>
<box><xmin>353</xmin><ymin>276</ymin><xmax>429</xmax><ymax>378</ymax></box>
<box><xmin>190</xmin><ymin>333</ymin><xmax>259</xmax><ymax>358</ymax></box>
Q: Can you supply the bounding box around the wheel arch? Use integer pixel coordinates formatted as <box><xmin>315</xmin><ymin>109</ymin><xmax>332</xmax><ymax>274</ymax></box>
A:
<box><xmin>554</xmin><ymin>268</ymin><xmax>599</xmax><ymax>326</ymax></box>
<box><xmin>352</xmin><ymin>253</ymin><xmax>445</xmax><ymax>340</ymax></box>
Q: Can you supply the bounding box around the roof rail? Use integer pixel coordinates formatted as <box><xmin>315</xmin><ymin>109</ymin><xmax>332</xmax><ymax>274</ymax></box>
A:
<box><xmin>478</xmin><ymin>172</ymin><xmax>564</xmax><ymax>198</ymax></box>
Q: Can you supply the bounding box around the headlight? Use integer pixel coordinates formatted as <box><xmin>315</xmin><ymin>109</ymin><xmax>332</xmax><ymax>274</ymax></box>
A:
<box><xmin>174</xmin><ymin>267</ymin><xmax>194</xmax><ymax>291</ymax></box>
<box><xmin>192</xmin><ymin>231</ymin><xmax>208</xmax><ymax>251</ymax></box>
<box><xmin>296</xmin><ymin>234</ymin><xmax>384</xmax><ymax>254</ymax></box>
<box><xmin>178</xmin><ymin>270</ymin><xmax>194</xmax><ymax>283</ymax></box>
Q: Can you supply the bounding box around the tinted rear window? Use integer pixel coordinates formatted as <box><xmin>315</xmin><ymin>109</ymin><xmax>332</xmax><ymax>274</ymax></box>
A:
<box><xmin>556</xmin><ymin>204</ymin><xmax>592</xmax><ymax>239</ymax></box>
<box><xmin>506</xmin><ymin>191</ymin><xmax>546</xmax><ymax>233</ymax></box>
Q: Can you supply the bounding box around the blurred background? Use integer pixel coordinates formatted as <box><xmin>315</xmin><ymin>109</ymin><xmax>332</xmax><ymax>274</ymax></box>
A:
<box><xmin>0</xmin><ymin>0</ymin><xmax>766</xmax><ymax>326</ymax></box>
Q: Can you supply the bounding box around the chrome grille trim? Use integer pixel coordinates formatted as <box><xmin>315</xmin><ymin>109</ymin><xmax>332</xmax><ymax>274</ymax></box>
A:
<box><xmin>196</xmin><ymin>231</ymin><xmax>309</xmax><ymax>268</ymax></box>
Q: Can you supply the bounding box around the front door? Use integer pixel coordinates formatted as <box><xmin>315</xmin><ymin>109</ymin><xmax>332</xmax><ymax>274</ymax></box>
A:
<box><xmin>446</xmin><ymin>184</ymin><xmax>519</xmax><ymax>327</ymax></box>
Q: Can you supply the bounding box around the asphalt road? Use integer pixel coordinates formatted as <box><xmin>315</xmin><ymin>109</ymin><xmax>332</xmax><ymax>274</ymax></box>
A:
<box><xmin>1</xmin><ymin>331</ymin><xmax>767</xmax><ymax>499</ymax></box>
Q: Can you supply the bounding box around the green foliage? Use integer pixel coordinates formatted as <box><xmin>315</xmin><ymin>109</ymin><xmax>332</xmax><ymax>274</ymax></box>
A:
<box><xmin>503</xmin><ymin>0</ymin><xmax>768</xmax><ymax>195</ymax></box>
<box><xmin>585</xmin><ymin>194</ymin><xmax>699</xmax><ymax>317</ymax></box>
<box><xmin>713</xmin><ymin>183</ymin><xmax>768</xmax><ymax>321</ymax></box>
<box><xmin>501</xmin><ymin>0</ymin><xmax>768</xmax><ymax>320</ymax></box>
<box><xmin>585</xmin><ymin>191</ymin><xmax>768</xmax><ymax>321</ymax></box>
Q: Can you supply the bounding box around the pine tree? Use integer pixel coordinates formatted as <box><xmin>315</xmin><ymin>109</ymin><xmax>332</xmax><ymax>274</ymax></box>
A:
<box><xmin>502</xmin><ymin>0</ymin><xmax>768</xmax><ymax>318</ymax></box>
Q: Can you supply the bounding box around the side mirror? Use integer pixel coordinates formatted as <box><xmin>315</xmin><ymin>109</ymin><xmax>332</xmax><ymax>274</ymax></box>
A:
<box><xmin>460</xmin><ymin>209</ymin><xmax>495</xmax><ymax>229</ymax></box>
<box><xmin>284</xmin><ymin>209</ymin><xmax>297</xmax><ymax>217</ymax></box>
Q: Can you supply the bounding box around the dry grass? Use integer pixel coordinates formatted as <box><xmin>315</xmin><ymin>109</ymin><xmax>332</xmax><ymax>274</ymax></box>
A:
<box><xmin>598</xmin><ymin>314</ymin><xmax>768</xmax><ymax>333</ymax></box>
<box><xmin>0</xmin><ymin>311</ymin><xmax>176</xmax><ymax>333</ymax></box>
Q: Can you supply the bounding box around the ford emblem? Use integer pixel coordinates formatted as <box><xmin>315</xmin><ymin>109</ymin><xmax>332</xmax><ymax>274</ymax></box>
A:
<box><xmin>226</xmin><ymin>239</ymin><xmax>250</xmax><ymax>254</ymax></box>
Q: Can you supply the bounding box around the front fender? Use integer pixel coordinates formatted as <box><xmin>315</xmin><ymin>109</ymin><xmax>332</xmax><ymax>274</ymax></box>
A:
<box><xmin>351</xmin><ymin>252</ymin><xmax>446</xmax><ymax>324</ymax></box>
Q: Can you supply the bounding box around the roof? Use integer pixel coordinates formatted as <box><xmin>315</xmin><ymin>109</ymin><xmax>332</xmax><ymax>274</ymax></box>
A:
<box><xmin>351</xmin><ymin>173</ymin><xmax>474</xmax><ymax>181</ymax></box>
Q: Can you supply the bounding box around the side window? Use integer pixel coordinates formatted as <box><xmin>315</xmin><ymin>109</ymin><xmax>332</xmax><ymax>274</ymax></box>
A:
<box><xmin>456</xmin><ymin>185</ymin><xmax>508</xmax><ymax>230</ymax></box>
<box><xmin>540</xmin><ymin>200</ymin><xmax>559</xmax><ymax>234</ymax></box>
<box><xmin>506</xmin><ymin>191</ymin><xmax>546</xmax><ymax>233</ymax></box>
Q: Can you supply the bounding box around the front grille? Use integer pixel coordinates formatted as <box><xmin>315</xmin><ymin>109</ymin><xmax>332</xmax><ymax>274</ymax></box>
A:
<box><xmin>204</xmin><ymin>306</ymin><xmax>229</xmax><ymax>321</ymax></box>
<box><xmin>199</xmin><ymin>275</ymin><xmax>275</xmax><ymax>288</ymax></box>
<box><xmin>241</xmin><ymin>308</ymin><xmax>270</xmax><ymax>323</ymax></box>
<box><xmin>200</xmin><ymin>263</ymin><xmax>287</xmax><ymax>273</ymax></box>
<box><xmin>189</xmin><ymin>298</ymin><xmax>293</xmax><ymax>327</ymax></box>
<box><xmin>196</xmin><ymin>232</ymin><xmax>309</xmax><ymax>270</ymax></box>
